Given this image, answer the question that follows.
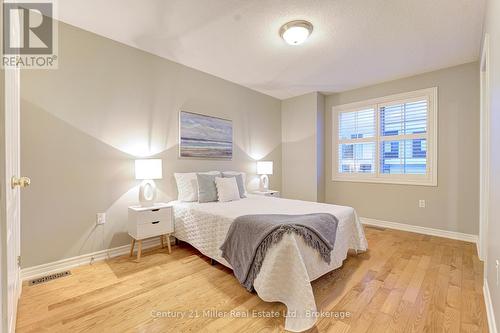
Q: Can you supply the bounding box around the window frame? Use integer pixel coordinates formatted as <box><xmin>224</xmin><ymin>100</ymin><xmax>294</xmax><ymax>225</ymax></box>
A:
<box><xmin>332</xmin><ymin>87</ymin><xmax>438</xmax><ymax>186</ymax></box>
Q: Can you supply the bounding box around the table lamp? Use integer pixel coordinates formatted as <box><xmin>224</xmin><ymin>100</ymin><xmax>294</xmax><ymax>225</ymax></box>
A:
<box><xmin>256</xmin><ymin>161</ymin><xmax>273</xmax><ymax>191</ymax></box>
<box><xmin>135</xmin><ymin>159</ymin><xmax>162</xmax><ymax>207</ymax></box>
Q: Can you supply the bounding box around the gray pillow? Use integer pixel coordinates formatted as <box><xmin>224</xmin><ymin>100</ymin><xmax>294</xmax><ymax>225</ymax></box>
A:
<box><xmin>197</xmin><ymin>173</ymin><xmax>220</xmax><ymax>203</ymax></box>
<box><xmin>222</xmin><ymin>172</ymin><xmax>247</xmax><ymax>198</ymax></box>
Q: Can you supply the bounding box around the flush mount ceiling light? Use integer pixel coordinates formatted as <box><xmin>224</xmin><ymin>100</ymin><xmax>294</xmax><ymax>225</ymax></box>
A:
<box><xmin>279</xmin><ymin>20</ymin><xmax>313</xmax><ymax>45</ymax></box>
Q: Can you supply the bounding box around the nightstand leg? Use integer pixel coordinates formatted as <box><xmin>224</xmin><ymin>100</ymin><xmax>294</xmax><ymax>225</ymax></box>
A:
<box><xmin>160</xmin><ymin>235</ymin><xmax>164</xmax><ymax>248</ymax></box>
<box><xmin>166</xmin><ymin>234</ymin><xmax>171</xmax><ymax>254</ymax></box>
<box><xmin>137</xmin><ymin>240</ymin><xmax>142</xmax><ymax>261</ymax></box>
<box><xmin>129</xmin><ymin>239</ymin><xmax>135</xmax><ymax>257</ymax></box>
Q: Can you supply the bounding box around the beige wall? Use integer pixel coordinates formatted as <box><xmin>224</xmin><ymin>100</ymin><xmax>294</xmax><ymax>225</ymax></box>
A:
<box><xmin>317</xmin><ymin>93</ymin><xmax>325</xmax><ymax>203</ymax></box>
<box><xmin>325</xmin><ymin>62</ymin><xmax>480</xmax><ymax>235</ymax></box>
<box><xmin>281</xmin><ymin>92</ymin><xmax>324</xmax><ymax>201</ymax></box>
<box><xmin>484</xmin><ymin>0</ymin><xmax>500</xmax><ymax>326</ymax></box>
<box><xmin>20</xmin><ymin>22</ymin><xmax>282</xmax><ymax>268</ymax></box>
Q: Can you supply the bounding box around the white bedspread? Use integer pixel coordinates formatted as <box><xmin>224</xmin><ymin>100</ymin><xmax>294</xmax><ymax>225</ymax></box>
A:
<box><xmin>172</xmin><ymin>195</ymin><xmax>368</xmax><ymax>332</ymax></box>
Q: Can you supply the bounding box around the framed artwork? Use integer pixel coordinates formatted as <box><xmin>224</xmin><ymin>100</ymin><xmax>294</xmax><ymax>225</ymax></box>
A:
<box><xmin>179</xmin><ymin>111</ymin><xmax>233</xmax><ymax>159</ymax></box>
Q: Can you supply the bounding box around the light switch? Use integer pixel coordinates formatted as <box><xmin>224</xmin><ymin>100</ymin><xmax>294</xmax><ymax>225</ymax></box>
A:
<box><xmin>96</xmin><ymin>213</ymin><xmax>106</xmax><ymax>225</ymax></box>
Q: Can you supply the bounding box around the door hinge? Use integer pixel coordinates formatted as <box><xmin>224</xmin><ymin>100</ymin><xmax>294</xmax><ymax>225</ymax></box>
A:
<box><xmin>17</xmin><ymin>255</ymin><xmax>21</xmax><ymax>267</ymax></box>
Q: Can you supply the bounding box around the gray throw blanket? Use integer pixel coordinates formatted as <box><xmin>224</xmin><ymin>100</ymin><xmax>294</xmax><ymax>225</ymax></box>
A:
<box><xmin>220</xmin><ymin>213</ymin><xmax>339</xmax><ymax>291</ymax></box>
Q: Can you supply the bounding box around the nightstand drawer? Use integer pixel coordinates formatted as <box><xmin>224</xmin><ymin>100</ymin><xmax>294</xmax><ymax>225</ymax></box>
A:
<box><xmin>136</xmin><ymin>220</ymin><xmax>171</xmax><ymax>239</ymax></box>
<box><xmin>252</xmin><ymin>190</ymin><xmax>280</xmax><ymax>197</ymax></box>
<box><xmin>130</xmin><ymin>209</ymin><xmax>169</xmax><ymax>225</ymax></box>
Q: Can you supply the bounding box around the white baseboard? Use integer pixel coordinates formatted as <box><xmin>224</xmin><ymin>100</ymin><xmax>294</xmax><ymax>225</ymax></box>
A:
<box><xmin>484</xmin><ymin>278</ymin><xmax>498</xmax><ymax>333</ymax></box>
<box><xmin>478</xmin><ymin>242</ymin><xmax>485</xmax><ymax>262</ymax></box>
<box><xmin>21</xmin><ymin>237</ymin><xmax>164</xmax><ymax>281</ymax></box>
<box><xmin>360</xmin><ymin>217</ymin><xmax>478</xmax><ymax>244</ymax></box>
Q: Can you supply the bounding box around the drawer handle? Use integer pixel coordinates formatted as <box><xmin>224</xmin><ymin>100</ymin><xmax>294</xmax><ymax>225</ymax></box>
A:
<box><xmin>152</xmin><ymin>221</ymin><xmax>160</xmax><ymax>224</ymax></box>
<box><xmin>151</xmin><ymin>209</ymin><xmax>160</xmax><ymax>212</ymax></box>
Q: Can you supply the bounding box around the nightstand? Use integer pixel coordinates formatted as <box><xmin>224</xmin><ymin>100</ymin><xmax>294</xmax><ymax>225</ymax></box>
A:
<box><xmin>252</xmin><ymin>190</ymin><xmax>280</xmax><ymax>198</ymax></box>
<box><xmin>128</xmin><ymin>203</ymin><xmax>173</xmax><ymax>261</ymax></box>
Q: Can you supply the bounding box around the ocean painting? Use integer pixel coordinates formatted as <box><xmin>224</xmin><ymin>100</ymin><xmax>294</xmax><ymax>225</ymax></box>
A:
<box><xmin>179</xmin><ymin>111</ymin><xmax>233</xmax><ymax>159</ymax></box>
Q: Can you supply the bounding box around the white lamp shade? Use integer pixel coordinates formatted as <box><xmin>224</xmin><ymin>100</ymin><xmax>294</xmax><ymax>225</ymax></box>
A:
<box><xmin>257</xmin><ymin>161</ymin><xmax>273</xmax><ymax>175</ymax></box>
<box><xmin>135</xmin><ymin>159</ymin><xmax>162</xmax><ymax>180</ymax></box>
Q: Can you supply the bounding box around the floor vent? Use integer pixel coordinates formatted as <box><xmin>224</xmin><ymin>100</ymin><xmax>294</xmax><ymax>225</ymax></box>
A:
<box><xmin>28</xmin><ymin>271</ymin><xmax>71</xmax><ymax>286</ymax></box>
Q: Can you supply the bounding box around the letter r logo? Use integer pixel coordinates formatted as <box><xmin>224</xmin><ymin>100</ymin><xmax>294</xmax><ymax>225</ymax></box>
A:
<box><xmin>3</xmin><ymin>2</ymin><xmax>53</xmax><ymax>55</ymax></box>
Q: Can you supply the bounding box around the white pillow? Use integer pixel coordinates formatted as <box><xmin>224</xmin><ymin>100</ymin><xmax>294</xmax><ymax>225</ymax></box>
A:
<box><xmin>222</xmin><ymin>171</ymin><xmax>248</xmax><ymax>195</ymax></box>
<box><xmin>174</xmin><ymin>171</ymin><xmax>220</xmax><ymax>202</ymax></box>
<box><xmin>174</xmin><ymin>173</ymin><xmax>198</xmax><ymax>202</ymax></box>
<box><xmin>215</xmin><ymin>177</ymin><xmax>241</xmax><ymax>202</ymax></box>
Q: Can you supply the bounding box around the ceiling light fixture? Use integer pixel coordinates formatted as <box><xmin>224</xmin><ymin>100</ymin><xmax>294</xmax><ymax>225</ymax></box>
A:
<box><xmin>279</xmin><ymin>20</ymin><xmax>313</xmax><ymax>45</ymax></box>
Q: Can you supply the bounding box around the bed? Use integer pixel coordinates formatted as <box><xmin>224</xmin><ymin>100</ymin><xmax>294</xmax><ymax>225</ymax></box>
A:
<box><xmin>172</xmin><ymin>194</ymin><xmax>368</xmax><ymax>332</ymax></box>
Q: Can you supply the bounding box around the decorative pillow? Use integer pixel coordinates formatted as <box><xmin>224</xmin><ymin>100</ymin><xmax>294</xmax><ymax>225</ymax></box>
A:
<box><xmin>197</xmin><ymin>172</ymin><xmax>221</xmax><ymax>203</ymax></box>
<box><xmin>222</xmin><ymin>171</ymin><xmax>247</xmax><ymax>195</ymax></box>
<box><xmin>215</xmin><ymin>177</ymin><xmax>241</xmax><ymax>202</ymax></box>
<box><xmin>174</xmin><ymin>171</ymin><xmax>220</xmax><ymax>202</ymax></box>
<box><xmin>222</xmin><ymin>173</ymin><xmax>246</xmax><ymax>198</ymax></box>
<box><xmin>174</xmin><ymin>172</ymin><xmax>198</xmax><ymax>202</ymax></box>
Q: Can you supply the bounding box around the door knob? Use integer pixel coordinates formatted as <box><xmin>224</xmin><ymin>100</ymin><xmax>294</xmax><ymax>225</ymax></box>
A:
<box><xmin>11</xmin><ymin>176</ymin><xmax>31</xmax><ymax>189</ymax></box>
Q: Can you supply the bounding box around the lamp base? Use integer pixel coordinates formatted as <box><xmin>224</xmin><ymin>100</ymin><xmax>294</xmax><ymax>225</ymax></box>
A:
<box><xmin>259</xmin><ymin>175</ymin><xmax>269</xmax><ymax>192</ymax></box>
<box><xmin>139</xmin><ymin>180</ymin><xmax>157</xmax><ymax>207</ymax></box>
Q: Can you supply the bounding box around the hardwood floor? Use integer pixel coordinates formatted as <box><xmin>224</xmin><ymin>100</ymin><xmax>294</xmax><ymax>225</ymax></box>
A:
<box><xmin>16</xmin><ymin>227</ymin><xmax>489</xmax><ymax>332</ymax></box>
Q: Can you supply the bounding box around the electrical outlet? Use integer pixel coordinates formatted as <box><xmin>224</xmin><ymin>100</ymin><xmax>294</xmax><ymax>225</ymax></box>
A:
<box><xmin>419</xmin><ymin>199</ymin><xmax>426</xmax><ymax>208</ymax></box>
<box><xmin>96</xmin><ymin>213</ymin><xmax>106</xmax><ymax>225</ymax></box>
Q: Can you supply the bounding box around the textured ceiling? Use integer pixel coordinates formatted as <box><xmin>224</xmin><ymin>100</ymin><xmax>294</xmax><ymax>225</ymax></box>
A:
<box><xmin>55</xmin><ymin>0</ymin><xmax>486</xmax><ymax>99</ymax></box>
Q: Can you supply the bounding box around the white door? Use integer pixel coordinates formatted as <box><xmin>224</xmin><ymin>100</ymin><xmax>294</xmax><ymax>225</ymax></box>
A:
<box><xmin>1</xmin><ymin>6</ymin><xmax>25</xmax><ymax>332</ymax></box>
<box><xmin>479</xmin><ymin>34</ymin><xmax>490</xmax><ymax>263</ymax></box>
<box><xmin>2</xmin><ymin>68</ymin><xmax>24</xmax><ymax>333</ymax></box>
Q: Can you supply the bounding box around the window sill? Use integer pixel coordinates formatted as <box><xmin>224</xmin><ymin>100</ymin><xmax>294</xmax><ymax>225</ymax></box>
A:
<box><xmin>331</xmin><ymin>176</ymin><xmax>437</xmax><ymax>187</ymax></box>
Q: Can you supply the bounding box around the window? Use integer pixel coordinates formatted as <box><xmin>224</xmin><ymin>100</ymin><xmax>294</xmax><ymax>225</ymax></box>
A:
<box><xmin>333</xmin><ymin>88</ymin><xmax>437</xmax><ymax>186</ymax></box>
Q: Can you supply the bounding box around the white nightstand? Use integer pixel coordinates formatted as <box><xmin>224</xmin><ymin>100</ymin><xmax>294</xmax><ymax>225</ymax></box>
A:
<box><xmin>128</xmin><ymin>203</ymin><xmax>173</xmax><ymax>261</ymax></box>
<box><xmin>252</xmin><ymin>190</ymin><xmax>280</xmax><ymax>198</ymax></box>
